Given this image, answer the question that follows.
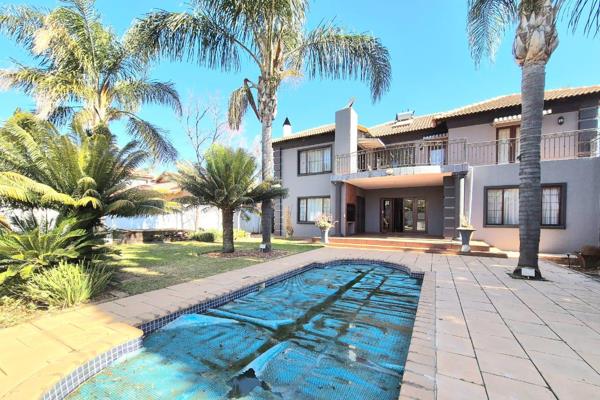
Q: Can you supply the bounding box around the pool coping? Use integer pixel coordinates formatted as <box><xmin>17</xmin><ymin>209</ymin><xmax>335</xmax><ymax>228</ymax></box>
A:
<box><xmin>42</xmin><ymin>258</ymin><xmax>436</xmax><ymax>400</ymax></box>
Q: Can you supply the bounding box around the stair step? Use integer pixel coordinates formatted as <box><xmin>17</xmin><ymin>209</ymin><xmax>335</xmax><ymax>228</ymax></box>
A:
<box><xmin>326</xmin><ymin>238</ymin><xmax>491</xmax><ymax>252</ymax></box>
<box><xmin>325</xmin><ymin>242</ymin><xmax>507</xmax><ymax>258</ymax></box>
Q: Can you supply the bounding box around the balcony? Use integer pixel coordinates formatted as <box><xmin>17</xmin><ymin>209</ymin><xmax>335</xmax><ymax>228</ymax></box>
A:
<box><xmin>334</xmin><ymin>129</ymin><xmax>599</xmax><ymax>175</ymax></box>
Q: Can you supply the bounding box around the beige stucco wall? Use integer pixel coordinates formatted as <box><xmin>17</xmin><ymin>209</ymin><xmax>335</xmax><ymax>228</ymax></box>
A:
<box><xmin>469</xmin><ymin>157</ymin><xmax>600</xmax><ymax>253</ymax></box>
<box><xmin>280</xmin><ymin>143</ymin><xmax>335</xmax><ymax>238</ymax></box>
<box><xmin>448</xmin><ymin>111</ymin><xmax>579</xmax><ymax>144</ymax></box>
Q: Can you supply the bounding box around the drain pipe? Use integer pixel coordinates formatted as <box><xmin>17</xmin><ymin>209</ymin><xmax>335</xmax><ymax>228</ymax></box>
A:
<box><xmin>335</xmin><ymin>182</ymin><xmax>343</xmax><ymax>236</ymax></box>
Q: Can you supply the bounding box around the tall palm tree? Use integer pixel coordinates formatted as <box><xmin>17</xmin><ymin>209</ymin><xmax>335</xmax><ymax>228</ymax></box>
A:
<box><xmin>0</xmin><ymin>0</ymin><xmax>182</xmax><ymax>161</ymax></box>
<box><xmin>176</xmin><ymin>145</ymin><xmax>287</xmax><ymax>253</ymax></box>
<box><xmin>467</xmin><ymin>0</ymin><xmax>599</xmax><ymax>278</ymax></box>
<box><xmin>0</xmin><ymin>112</ymin><xmax>174</xmax><ymax>233</ymax></box>
<box><xmin>131</xmin><ymin>0</ymin><xmax>392</xmax><ymax>251</ymax></box>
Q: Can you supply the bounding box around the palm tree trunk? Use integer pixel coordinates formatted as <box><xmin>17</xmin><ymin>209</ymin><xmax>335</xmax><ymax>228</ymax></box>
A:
<box><xmin>515</xmin><ymin>62</ymin><xmax>545</xmax><ymax>278</ymax></box>
<box><xmin>258</xmin><ymin>77</ymin><xmax>277</xmax><ymax>252</ymax></box>
<box><xmin>222</xmin><ymin>207</ymin><xmax>235</xmax><ymax>253</ymax></box>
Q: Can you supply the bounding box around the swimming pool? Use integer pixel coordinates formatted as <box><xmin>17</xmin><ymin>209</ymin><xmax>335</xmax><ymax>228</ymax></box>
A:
<box><xmin>69</xmin><ymin>262</ymin><xmax>422</xmax><ymax>399</ymax></box>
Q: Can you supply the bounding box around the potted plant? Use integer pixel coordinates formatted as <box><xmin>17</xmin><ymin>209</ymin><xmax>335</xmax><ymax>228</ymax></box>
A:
<box><xmin>456</xmin><ymin>215</ymin><xmax>476</xmax><ymax>253</ymax></box>
<box><xmin>315</xmin><ymin>214</ymin><xmax>336</xmax><ymax>244</ymax></box>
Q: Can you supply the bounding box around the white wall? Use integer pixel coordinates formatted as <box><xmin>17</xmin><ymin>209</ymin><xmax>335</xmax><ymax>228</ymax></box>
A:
<box><xmin>105</xmin><ymin>207</ymin><xmax>261</xmax><ymax>233</ymax></box>
<box><xmin>469</xmin><ymin>157</ymin><xmax>600</xmax><ymax>253</ymax></box>
<box><xmin>280</xmin><ymin>143</ymin><xmax>335</xmax><ymax>238</ymax></box>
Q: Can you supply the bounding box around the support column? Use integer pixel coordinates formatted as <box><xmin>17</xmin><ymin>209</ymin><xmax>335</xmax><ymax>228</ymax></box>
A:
<box><xmin>442</xmin><ymin>176</ymin><xmax>456</xmax><ymax>239</ymax></box>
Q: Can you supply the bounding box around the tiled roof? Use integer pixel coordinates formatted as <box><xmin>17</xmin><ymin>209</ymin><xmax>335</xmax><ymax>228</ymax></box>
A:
<box><xmin>368</xmin><ymin>114</ymin><xmax>437</xmax><ymax>137</ymax></box>
<box><xmin>272</xmin><ymin>85</ymin><xmax>600</xmax><ymax>144</ymax></box>
<box><xmin>436</xmin><ymin>85</ymin><xmax>600</xmax><ymax>119</ymax></box>
<box><xmin>272</xmin><ymin>123</ymin><xmax>369</xmax><ymax>143</ymax></box>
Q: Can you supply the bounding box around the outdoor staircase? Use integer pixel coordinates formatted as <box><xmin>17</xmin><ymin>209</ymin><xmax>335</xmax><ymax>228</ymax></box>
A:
<box><xmin>314</xmin><ymin>236</ymin><xmax>507</xmax><ymax>258</ymax></box>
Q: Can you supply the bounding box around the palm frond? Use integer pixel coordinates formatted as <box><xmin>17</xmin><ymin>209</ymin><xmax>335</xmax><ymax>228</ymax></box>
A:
<box><xmin>565</xmin><ymin>0</ymin><xmax>600</xmax><ymax>35</ymax></box>
<box><xmin>0</xmin><ymin>4</ymin><xmax>45</xmax><ymax>50</ymax></box>
<box><xmin>294</xmin><ymin>24</ymin><xmax>392</xmax><ymax>102</ymax></box>
<box><xmin>467</xmin><ymin>0</ymin><xmax>519</xmax><ymax>64</ymax></box>
<box><xmin>125</xmin><ymin>115</ymin><xmax>178</xmax><ymax>162</ymax></box>
<box><xmin>113</xmin><ymin>80</ymin><xmax>182</xmax><ymax>115</ymax></box>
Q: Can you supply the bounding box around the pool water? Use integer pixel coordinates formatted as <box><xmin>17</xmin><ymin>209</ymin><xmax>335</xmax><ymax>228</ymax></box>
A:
<box><xmin>69</xmin><ymin>262</ymin><xmax>422</xmax><ymax>400</ymax></box>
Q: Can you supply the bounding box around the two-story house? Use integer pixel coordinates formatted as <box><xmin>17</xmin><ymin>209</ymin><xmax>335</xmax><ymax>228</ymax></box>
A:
<box><xmin>272</xmin><ymin>85</ymin><xmax>600</xmax><ymax>254</ymax></box>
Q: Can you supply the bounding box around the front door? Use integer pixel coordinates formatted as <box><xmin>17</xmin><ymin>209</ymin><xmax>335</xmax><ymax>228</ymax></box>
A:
<box><xmin>381</xmin><ymin>198</ymin><xmax>427</xmax><ymax>233</ymax></box>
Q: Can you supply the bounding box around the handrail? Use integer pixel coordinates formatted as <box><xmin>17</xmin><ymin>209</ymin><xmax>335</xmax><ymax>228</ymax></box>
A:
<box><xmin>334</xmin><ymin>129</ymin><xmax>599</xmax><ymax>175</ymax></box>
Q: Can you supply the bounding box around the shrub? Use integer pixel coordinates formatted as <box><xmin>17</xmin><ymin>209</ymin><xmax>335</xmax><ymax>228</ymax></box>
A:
<box><xmin>233</xmin><ymin>229</ymin><xmax>250</xmax><ymax>240</ymax></box>
<box><xmin>0</xmin><ymin>218</ymin><xmax>98</xmax><ymax>285</ymax></box>
<box><xmin>24</xmin><ymin>261</ymin><xmax>113</xmax><ymax>308</ymax></box>
<box><xmin>283</xmin><ymin>206</ymin><xmax>294</xmax><ymax>239</ymax></box>
<box><xmin>190</xmin><ymin>231</ymin><xmax>215</xmax><ymax>242</ymax></box>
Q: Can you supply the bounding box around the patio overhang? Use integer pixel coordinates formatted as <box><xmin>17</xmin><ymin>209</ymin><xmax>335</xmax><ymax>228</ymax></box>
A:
<box><xmin>331</xmin><ymin>164</ymin><xmax>468</xmax><ymax>189</ymax></box>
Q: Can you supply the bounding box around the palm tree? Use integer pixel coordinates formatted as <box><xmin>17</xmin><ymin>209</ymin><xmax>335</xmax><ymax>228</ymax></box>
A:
<box><xmin>467</xmin><ymin>0</ymin><xmax>599</xmax><ymax>278</ymax></box>
<box><xmin>176</xmin><ymin>145</ymin><xmax>287</xmax><ymax>253</ymax></box>
<box><xmin>0</xmin><ymin>0</ymin><xmax>181</xmax><ymax>161</ymax></box>
<box><xmin>130</xmin><ymin>0</ymin><xmax>392</xmax><ymax>250</ymax></box>
<box><xmin>0</xmin><ymin>112</ymin><xmax>174</xmax><ymax>233</ymax></box>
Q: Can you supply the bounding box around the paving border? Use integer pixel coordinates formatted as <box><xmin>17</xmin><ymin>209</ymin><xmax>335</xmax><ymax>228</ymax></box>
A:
<box><xmin>42</xmin><ymin>258</ymin><xmax>433</xmax><ymax>400</ymax></box>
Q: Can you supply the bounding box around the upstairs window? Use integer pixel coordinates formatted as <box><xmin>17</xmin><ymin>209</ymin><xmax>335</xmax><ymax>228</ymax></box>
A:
<box><xmin>485</xmin><ymin>184</ymin><xmax>565</xmax><ymax>228</ymax></box>
<box><xmin>298</xmin><ymin>146</ymin><xmax>332</xmax><ymax>175</ymax></box>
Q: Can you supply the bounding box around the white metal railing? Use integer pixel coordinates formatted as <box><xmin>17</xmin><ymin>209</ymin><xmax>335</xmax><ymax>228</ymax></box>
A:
<box><xmin>334</xmin><ymin>129</ymin><xmax>599</xmax><ymax>175</ymax></box>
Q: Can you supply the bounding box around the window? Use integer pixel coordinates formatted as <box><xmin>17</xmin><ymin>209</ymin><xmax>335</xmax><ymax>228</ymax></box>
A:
<box><xmin>298</xmin><ymin>197</ymin><xmax>330</xmax><ymax>223</ymax></box>
<box><xmin>298</xmin><ymin>146</ymin><xmax>332</xmax><ymax>175</ymax></box>
<box><xmin>496</xmin><ymin>125</ymin><xmax>520</xmax><ymax>164</ymax></box>
<box><xmin>485</xmin><ymin>185</ymin><xmax>565</xmax><ymax>228</ymax></box>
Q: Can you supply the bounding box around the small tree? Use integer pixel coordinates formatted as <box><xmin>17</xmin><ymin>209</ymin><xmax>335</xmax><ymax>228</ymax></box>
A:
<box><xmin>283</xmin><ymin>206</ymin><xmax>294</xmax><ymax>239</ymax></box>
<box><xmin>176</xmin><ymin>145</ymin><xmax>287</xmax><ymax>253</ymax></box>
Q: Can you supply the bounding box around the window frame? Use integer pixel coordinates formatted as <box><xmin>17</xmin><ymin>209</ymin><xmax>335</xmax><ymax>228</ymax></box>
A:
<box><xmin>495</xmin><ymin>125</ymin><xmax>520</xmax><ymax>164</ymax></box>
<box><xmin>483</xmin><ymin>184</ymin><xmax>566</xmax><ymax>229</ymax></box>
<box><xmin>297</xmin><ymin>145</ymin><xmax>333</xmax><ymax>176</ymax></box>
<box><xmin>297</xmin><ymin>196</ymin><xmax>331</xmax><ymax>224</ymax></box>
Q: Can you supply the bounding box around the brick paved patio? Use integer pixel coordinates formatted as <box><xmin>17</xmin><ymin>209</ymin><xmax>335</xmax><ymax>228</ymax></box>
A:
<box><xmin>1</xmin><ymin>248</ymin><xmax>599</xmax><ymax>399</ymax></box>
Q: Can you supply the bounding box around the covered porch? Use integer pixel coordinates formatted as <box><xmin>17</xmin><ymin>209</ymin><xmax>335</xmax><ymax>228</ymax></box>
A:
<box><xmin>333</xmin><ymin>168</ymin><xmax>468</xmax><ymax>240</ymax></box>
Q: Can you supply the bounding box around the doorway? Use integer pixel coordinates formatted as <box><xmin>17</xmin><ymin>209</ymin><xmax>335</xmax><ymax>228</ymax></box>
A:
<box><xmin>380</xmin><ymin>198</ymin><xmax>427</xmax><ymax>233</ymax></box>
<box><xmin>356</xmin><ymin>196</ymin><xmax>366</xmax><ymax>234</ymax></box>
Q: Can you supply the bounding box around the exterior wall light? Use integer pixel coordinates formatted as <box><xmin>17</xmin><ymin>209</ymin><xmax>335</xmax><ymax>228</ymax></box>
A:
<box><xmin>557</xmin><ymin>116</ymin><xmax>565</xmax><ymax>125</ymax></box>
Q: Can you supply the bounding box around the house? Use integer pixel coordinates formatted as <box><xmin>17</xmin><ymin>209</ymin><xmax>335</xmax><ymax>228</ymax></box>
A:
<box><xmin>105</xmin><ymin>172</ymin><xmax>261</xmax><ymax>233</ymax></box>
<box><xmin>272</xmin><ymin>85</ymin><xmax>600</xmax><ymax>254</ymax></box>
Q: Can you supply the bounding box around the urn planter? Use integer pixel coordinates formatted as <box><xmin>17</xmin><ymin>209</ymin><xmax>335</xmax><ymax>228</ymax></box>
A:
<box><xmin>456</xmin><ymin>227</ymin><xmax>476</xmax><ymax>253</ymax></box>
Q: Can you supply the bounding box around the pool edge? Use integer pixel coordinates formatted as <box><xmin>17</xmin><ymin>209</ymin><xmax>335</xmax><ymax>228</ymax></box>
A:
<box><xmin>43</xmin><ymin>259</ymin><xmax>434</xmax><ymax>400</ymax></box>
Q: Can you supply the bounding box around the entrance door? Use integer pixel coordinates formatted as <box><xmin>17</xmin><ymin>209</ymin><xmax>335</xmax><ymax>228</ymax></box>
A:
<box><xmin>403</xmin><ymin>198</ymin><xmax>427</xmax><ymax>233</ymax></box>
<box><xmin>380</xmin><ymin>198</ymin><xmax>427</xmax><ymax>233</ymax></box>
<box><xmin>380</xmin><ymin>198</ymin><xmax>394</xmax><ymax>233</ymax></box>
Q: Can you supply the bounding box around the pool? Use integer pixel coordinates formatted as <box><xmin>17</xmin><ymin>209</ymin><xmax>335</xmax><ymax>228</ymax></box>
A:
<box><xmin>69</xmin><ymin>262</ymin><xmax>422</xmax><ymax>399</ymax></box>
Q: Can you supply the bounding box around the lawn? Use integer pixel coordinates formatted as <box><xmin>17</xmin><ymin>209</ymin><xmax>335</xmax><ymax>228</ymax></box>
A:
<box><xmin>0</xmin><ymin>238</ymin><xmax>320</xmax><ymax>328</ymax></box>
<box><xmin>112</xmin><ymin>238</ymin><xmax>321</xmax><ymax>295</ymax></box>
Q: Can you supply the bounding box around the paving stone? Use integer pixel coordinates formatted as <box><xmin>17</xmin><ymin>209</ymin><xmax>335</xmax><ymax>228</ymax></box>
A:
<box><xmin>483</xmin><ymin>373</ymin><xmax>555</xmax><ymax>400</ymax></box>
<box><xmin>476</xmin><ymin>348</ymin><xmax>547</xmax><ymax>386</ymax></box>
<box><xmin>436</xmin><ymin>374</ymin><xmax>487</xmax><ymax>400</ymax></box>
<box><xmin>437</xmin><ymin>350</ymin><xmax>483</xmax><ymax>384</ymax></box>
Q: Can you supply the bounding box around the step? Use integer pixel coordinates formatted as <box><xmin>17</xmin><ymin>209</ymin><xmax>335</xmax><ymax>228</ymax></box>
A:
<box><xmin>325</xmin><ymin>242</ymin><xmax>508</xmax><ymax>258</ymax></box>
<box><xmin>324</xmin><ymin>237</ymin><xmax>491</xmax><ymax>252</ymax></box>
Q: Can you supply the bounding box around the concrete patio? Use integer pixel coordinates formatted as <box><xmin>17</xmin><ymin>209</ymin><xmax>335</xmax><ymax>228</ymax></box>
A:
<box><xmin>1</xmin><ymin>248</ymin><xmax>599</xmax><ymax>399</ymax></box>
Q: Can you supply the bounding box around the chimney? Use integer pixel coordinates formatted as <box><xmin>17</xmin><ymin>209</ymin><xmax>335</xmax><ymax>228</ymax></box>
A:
<box><xmin>334</xmin><ymin>105</ymin><xmax>358</xmax><ymax>174</ymax></box>
<box><xmin>282</xmin><ymin>117</ymin><xmax>292</xmax><ymax>136</ymax></box>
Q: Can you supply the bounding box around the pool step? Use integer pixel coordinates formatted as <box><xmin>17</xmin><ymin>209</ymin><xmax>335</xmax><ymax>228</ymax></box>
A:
<box><xmin>324</xmin><ymin>241</ymin><xmax>507</xmax><ymax>258</ymax></box>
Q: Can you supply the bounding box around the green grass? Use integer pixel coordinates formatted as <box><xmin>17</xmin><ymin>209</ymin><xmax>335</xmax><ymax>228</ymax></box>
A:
<box><xmin>111</xmin><ymin>238</ymin><xmax>320</xmax><ymax>295</ymax></box>
<box><xmin>0</xmin><ymin>238</ymin><xmax>320</xmax><ymax>328</ymax></box>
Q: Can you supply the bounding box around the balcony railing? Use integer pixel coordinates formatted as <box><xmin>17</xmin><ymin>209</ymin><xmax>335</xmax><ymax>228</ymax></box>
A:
<box><xmin>334</xmin><ymin>129</ymin><xmax>599</xmax><ymax>175</ymax></box>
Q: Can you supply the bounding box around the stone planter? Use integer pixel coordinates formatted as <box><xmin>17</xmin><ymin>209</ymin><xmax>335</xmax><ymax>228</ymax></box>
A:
<box><xmin>456</xmin><ymin>228</ymin><xmax>476</xmax><ymax>253</ymax></box>
<box><xmin>320</xmin><ymin>229</ymin><xmax>330</xmax><ymax>244</ymax></box>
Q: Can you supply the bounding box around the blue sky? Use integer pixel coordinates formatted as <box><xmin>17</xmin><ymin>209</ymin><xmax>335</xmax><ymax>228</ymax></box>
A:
<box><xmin>0</xmin><ymin>0</ymin><xmax>599</xmax><ymax>168</ymax></box>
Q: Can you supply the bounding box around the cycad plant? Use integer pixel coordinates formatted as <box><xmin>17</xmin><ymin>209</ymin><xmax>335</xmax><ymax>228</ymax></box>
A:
<box><xmin>467</xmin><ymin>0</ymin><xmax>598</xmax><ymax>278</ymax></box>
<box><xmin>176</xmin><ymin>145</ymin><xmax>287</xmax><ymax>253</ymax></box>
<box><xmin>0</xmin><ymin>0</ymin><xmax>181</xmax><ymax>161</ymax></box>
<box><xmin>0</xmin><ymin>112</ymin><xmax>174</xmax><ymax>234</ymax></box>
<box><xmin>0</xmin><ymin>217</ymin><xmax>93</xmax><ymax>284</ymax></box>
<box><xmin>131</xmin><ymin>0</ymin><xmax>392</xmax><ymax>250</ymax></box>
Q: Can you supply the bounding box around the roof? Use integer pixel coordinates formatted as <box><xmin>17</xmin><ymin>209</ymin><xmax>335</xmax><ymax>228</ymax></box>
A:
<box><xmin>272</xmin><ymin>123</ymin><xmax>369</xmax><ymax>144</ymax></box>
<box><xmin>272</xmin><ymin>85</ymin><xmax>600</xmax><ymax>144</ymax></box>
<box><xmin>436</xmin><ymin>85</ymin><xmax>600</xmax><ymax>119</ymax></box>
